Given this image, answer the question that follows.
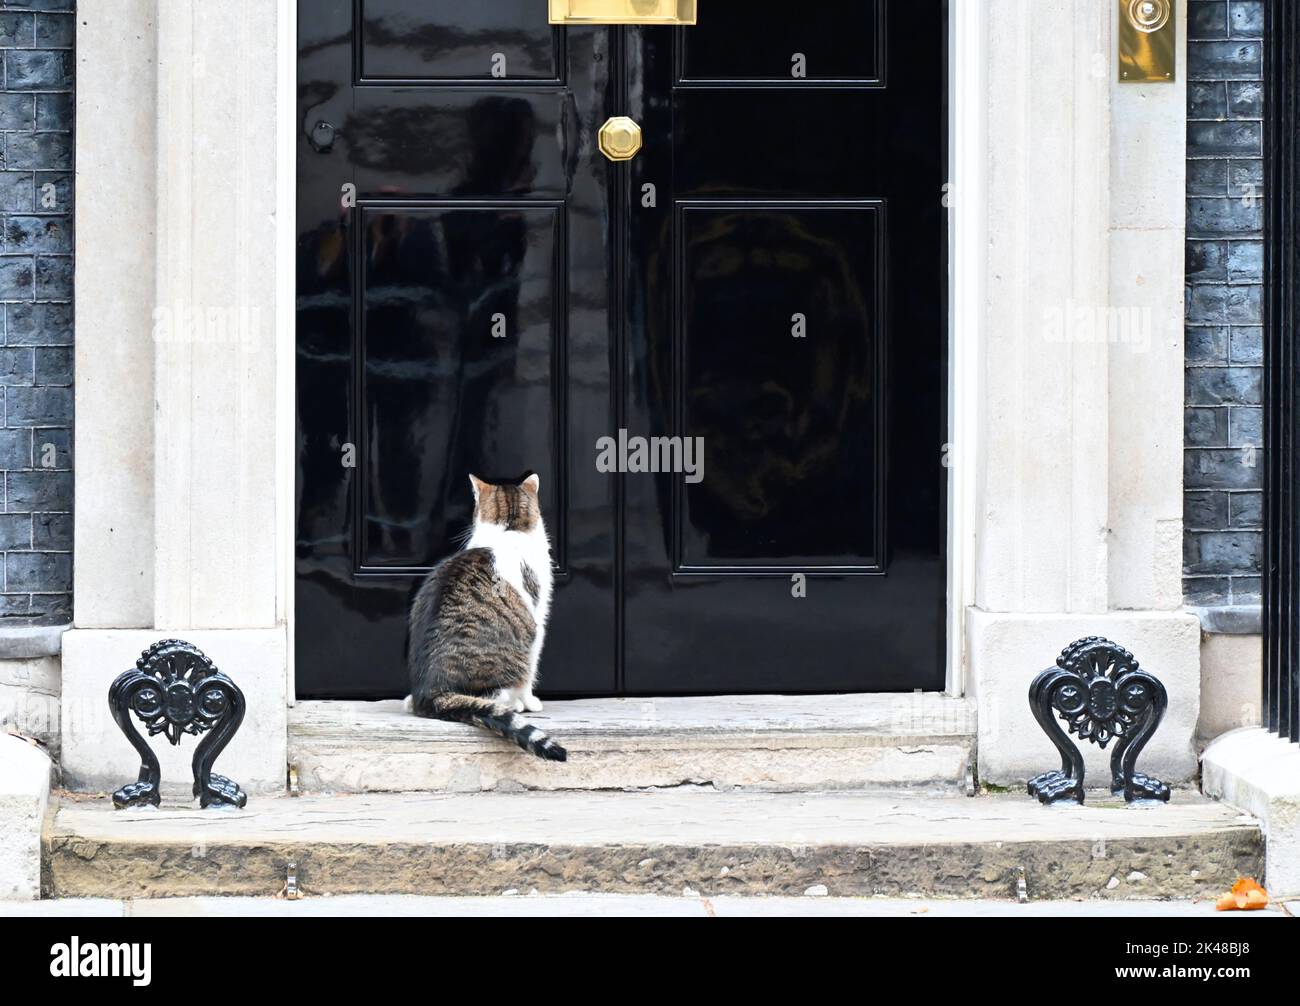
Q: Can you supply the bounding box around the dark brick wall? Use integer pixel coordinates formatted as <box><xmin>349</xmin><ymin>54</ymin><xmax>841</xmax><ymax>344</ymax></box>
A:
<box><xmin>1186</xmin><ymin>0</ymin><xmax>1265</xmax><ymax>608</ymax></box>
<box><xmin>0</xmin><ymin>0</ymin><xmax>70</xmax><ymax>626</ymax></box>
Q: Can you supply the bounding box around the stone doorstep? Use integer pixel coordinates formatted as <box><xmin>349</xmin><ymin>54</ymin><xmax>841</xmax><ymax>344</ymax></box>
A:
<box><xmin>288</xmin><ymin>693</ymin><xmax>977</xmax><ymax>794</ymax></box>
<box><xmin>43</xmin><ymin>790</ymin><xmax>1262</xmax><ymax>901</ymax></box>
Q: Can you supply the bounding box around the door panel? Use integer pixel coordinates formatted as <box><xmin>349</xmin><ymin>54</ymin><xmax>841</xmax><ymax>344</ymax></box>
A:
<box><xmin>297</xmin><ymin>0</ymin><xmax>946</xmax><ymax>698</ymax></box>
<box><xmin>675</xmin><ymin>203</ymin><xmax>884</xmax><ymax>571</ymax></box>
<box><xmin>357</xmin><ymin>204</ymin><xmax>566</xmax><ymax>572</ymax></box>
<box><xmin>358</xmin><ymin>0</ymin><xmax>563</xmax><ymax>82</ymax></box>
<box><xmin>677</xmin><ymin>2</ymin><xmax>885</xmax><ymax>84</ymax></box>
<box><xmin>350</xmin><ymin>89</ymin><xmax>572</xmax><ymax>197</ymax></box>
<box><xmin>620</xmin><ymin>1</ymin><xmax>946</xmax><ymax>694</ymax></box>
<box><xmin>296</xmin><ymin>2</ymin><xmax>614</xmax><ymax>697</ymax></box>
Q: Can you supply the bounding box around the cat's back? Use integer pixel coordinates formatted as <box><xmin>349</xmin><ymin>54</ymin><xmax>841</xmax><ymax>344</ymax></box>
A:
<box><xmin>411</xmin><ymin>546</ymin><xmax>496</xmax><ymax>621</ymax></box>
<box><xmin>410</xmin><ymin>545</ymin><xmax>535</xmax><ymax>640</ymax></box>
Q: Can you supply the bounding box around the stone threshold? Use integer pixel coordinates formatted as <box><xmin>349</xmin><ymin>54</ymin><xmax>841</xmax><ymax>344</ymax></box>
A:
<box><xmin>288</xmin><ymin>692</ymin><xmax>977</xmax><ymax>794</ymax></box>
<box><xmin>44</xmin><ymin>790</ymin><xmax>1262</xmax><ymax>901</ymax></box>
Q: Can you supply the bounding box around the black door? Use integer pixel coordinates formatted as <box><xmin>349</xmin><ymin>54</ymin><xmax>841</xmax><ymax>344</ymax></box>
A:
<box><xmin>296</xmin><ymin>1</ymin><xmax>947</xmax><ymax>698</ymax></box>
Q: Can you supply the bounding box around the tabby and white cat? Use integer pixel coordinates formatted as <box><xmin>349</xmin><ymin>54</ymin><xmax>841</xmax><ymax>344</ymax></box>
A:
<box><xmin>405</xmin><ymin>472</ymin><xmax>566</xmax><ymax>761</ymax></box>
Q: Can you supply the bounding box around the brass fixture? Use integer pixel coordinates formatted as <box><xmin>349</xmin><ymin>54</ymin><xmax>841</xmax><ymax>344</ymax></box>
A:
<box><xmin>598</xmin><ymin>116</ymin><xmax>643</xmax><ymax>162</ymax></box>
<box><xmin>1118</xmin><ymin>0</ymin><xmax>1175</xmax><ymax>83</ymax></box>
<box><xmin>549</xmin><ymin>0</ymin><xmax>696</xmax><ymax>26</ymax></box>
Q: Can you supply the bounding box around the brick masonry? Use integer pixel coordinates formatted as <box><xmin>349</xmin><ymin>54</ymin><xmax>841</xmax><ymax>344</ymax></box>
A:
<box><xmin>1186</xmin><ymin>0</ymin><xmax>1264</xmax><ymax>609</ymax></box>
<box><xmin>0</xmin><ymin>0</ymin><xmax>71</xmax><ymax>626</ymax></box>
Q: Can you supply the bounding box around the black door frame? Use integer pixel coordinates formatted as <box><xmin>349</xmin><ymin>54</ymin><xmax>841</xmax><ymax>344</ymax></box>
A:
<box><xmin>1263</xmin><ymin>0</ymin><xmax>1299</xmax><ymax>742</ymax></box>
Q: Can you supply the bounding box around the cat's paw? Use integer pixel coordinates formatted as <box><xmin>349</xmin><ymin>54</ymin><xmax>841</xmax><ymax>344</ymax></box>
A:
<box><xmin>512</xmin><ymin>697</ymin><xmax>526</xmax><ymax>713</ymax></box>
<box><xmin>401</xmin><ymin>694</ymin><xmax>414</xmax><ymax>713</ymax></box>
<box><xmin>522</xmin><ymin>693</ymin><xmax>543</xmax><ymax>713</ymax></box>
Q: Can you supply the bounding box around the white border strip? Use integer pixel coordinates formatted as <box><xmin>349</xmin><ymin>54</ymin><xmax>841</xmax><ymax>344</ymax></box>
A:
<box><xmin>277</xmin><ymin>0</ymin><xmax>298</xmax><ymax>701</ymax></box>
<box><xmin>946</xmin><ymin>0</ymin><xmax>984</xmax><ymax>696</ymax></box>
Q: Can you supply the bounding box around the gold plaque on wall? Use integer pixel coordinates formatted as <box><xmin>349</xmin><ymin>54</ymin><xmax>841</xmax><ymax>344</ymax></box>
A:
<box><xmin>549</xmin><ymin>0</ymin><xmax>697</xmax><ymax>26</ymax></box>
<box><xmin>1118</xmin><ymin>0</ymin><xmax>1176</xmax><ymax>82</ymax></box>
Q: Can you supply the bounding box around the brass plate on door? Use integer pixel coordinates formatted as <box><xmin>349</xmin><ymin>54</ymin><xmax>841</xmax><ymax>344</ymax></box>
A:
<box><xmin>1118</xmin><ymin>0</ymin><xmax>1175</xmax><ymax>82</ymax></box>
<box><xmin>549</xmin><ymin>0</ymin><xmax>697</xmax><ymax>26</ymax></box>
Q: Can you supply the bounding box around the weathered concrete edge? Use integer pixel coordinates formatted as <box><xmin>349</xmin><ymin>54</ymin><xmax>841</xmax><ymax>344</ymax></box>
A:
<box><xmin>0</xmin><ymin>625</ymin><xmax>66</xmax><ymax>660</ymax></box>
<box><xmin>288</xmin><ymin>694</ymin><xmax>980</xmax><ymax>741</ymax></box>
<box><xmin>1202</xmin><ymin>727</ymin><xmax>1300</xmax><ymax>897</ymax></box>
<box><xmin>289</xmin><ymin>729</ymin><xmax>978</xmax><ymax>750</ymax></box>
<box><xmin>0</xmin><ymin>735</ymin><xmax>51</xmax><ymax>899</ymax></box>
<box><xmin>44</xmin><ymin>831</ymin><xmax>1263</xmax><ymax>901</ymax></box>
<box><xmin>1188</xmin><ymin>605</ymin><xmax>1262</xmax><ymax>636</ymax></box>
<box><xmin>291</xmin><ymin>747</ymin><xmax>973</xmax><ymax>795</ymax></box>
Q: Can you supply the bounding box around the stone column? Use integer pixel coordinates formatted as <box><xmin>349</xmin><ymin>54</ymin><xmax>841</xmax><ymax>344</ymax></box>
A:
<box><xmin>968</xmin><ymin>0</ymin><xmax>1200</xmax><ymax>785</ymax></box>
<box><xmin>63</xmin><ymin>0</ymin><xmax>287</xmax><ymax>796</ymax></box>
<box><xmin>73</xmin><ymin>0</ymin><xmax>156</xmax><ymax>628</ymax></box>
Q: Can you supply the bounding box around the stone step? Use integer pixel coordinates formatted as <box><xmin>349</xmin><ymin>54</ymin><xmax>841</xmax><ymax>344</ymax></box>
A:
<box><xmin>44</xmin><ymin>790</ymin><xmax>1263</xmax><ymax>901</ymax></box>
<box><xmin>287</xmin><ymin>694</ymin><xmax>976</xmax><ymax>794</ymax></box>
<box><xmin>4</xmin><ymin>895</ymin><xmax>1291</xmax><ymax>918</ymax></box>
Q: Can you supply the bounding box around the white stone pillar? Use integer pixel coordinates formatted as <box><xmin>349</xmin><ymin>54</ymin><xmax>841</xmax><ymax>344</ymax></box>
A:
<box><xmin>1106</xmin><ymin>1</ymin><xmax>1189</xmax><ymax>612</ymax></box>
<box><xmin>969</xmin><ymin>0</ymin><xmax>1200</xmax><ymax>785</ymax></box>
<box><xmin>976</xmin><ymin>0</ymin><xmax>1112</xmax><ymax>616</ymax></box>
<box><xmin>73</xmin><ymin>0</ymin><xmax>157</xmax><ymax>628</ymax></box>
<box><xmin>63</xmin><ymin>1</ymin><xmax>287</xmax><ymax>796</ymax></box>
<box><xmin>153</xmin><ymin>0</ymin><xmax>279</xmax><ymax>630</ymax></box>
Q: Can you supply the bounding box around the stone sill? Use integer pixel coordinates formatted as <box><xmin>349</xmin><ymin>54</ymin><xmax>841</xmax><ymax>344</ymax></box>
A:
<box><xmin>1187</xmin><ymin>605</ymin><xmax>1262</xmax><ymax>636</ymax></box>
<box><xmin>0</xmin><ymin>624</ymin><xmax>67</xmax><ymax>660</ymax></box>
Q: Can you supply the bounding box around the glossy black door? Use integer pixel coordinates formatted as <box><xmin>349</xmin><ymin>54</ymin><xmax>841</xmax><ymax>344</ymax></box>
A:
<box><xmin>297</xmin><ymin>1</ymin><xmax>947</xmax><ymax>697</ymax></box>
<box><xmin>296</xmin><ymin>0</ymin><xmax>616</xmax><ymax>696</ymax></box>
<box><xmin>619</xmin><ymin>1</ymin><xmax>947</xmax><ymax>692</ymax></box>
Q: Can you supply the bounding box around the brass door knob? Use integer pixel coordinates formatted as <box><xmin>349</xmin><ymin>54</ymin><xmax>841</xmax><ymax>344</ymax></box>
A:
<box><xmin>598</xmin><ymin>116</ymin><xmax>643</xmax><ymax>162</ymax></box>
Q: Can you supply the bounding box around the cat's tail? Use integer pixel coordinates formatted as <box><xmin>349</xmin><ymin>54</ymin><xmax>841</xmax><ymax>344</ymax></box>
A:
<box><xmin>415</xmin><ymin>692</ymin><xmax>567</xmax><ymax>762</ymax></box>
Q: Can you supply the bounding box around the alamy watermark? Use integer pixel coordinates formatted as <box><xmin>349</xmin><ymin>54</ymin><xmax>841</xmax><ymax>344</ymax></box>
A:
<box><xmin>1043</xmin><ymin>299</ymin><xmax>1152</xmax><ymax>353</ymax></box>
<box><xmin>595</xmin><ymin>429</ymin><xmax>705</xmax><ymax>484</ymax></box>
<box><xmin>49</xmin><ymin>939</ymin><xmax>151</xmax><ymax>986</ymax></box>
<box><xmin>152</xmin><ymin>303</ymin><xmax>261</xmax><ymax>351</ymax></box>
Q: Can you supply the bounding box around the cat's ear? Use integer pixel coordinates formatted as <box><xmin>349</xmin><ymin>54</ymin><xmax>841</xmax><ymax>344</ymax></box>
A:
<box><xmin>521</xmin><ymin>473</ymin><xmax>540</xmax><ymax>497</ymax></box>
<box><xmin>468</xmin><ymin>474</ymin><xmax>488</xmax><ymax>502</ymax></box>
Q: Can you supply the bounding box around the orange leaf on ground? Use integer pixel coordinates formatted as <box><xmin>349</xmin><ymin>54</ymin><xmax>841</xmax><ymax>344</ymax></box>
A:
<box><xmin>1216</xmin><ymin>877</ymin><xmax>1269</xmax><ymax>911</ymax></box>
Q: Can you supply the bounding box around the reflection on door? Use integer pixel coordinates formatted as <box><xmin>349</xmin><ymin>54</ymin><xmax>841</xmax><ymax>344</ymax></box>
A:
<box><xmin>296</xmin><ymin>0</ymin><xmax>947</xmax><ymax>698</ymax></box>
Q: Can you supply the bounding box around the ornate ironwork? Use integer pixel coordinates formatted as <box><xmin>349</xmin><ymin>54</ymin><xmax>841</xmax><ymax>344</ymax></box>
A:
<box><xmin>1026</xmin><ymin>636</ymin><xmax>1170</xmax><ymax>805</ymax></box>
<box><xmin>109</xmin><ymin>639</ymin><xmax>247</xmax><ymax>809</ymax></box>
